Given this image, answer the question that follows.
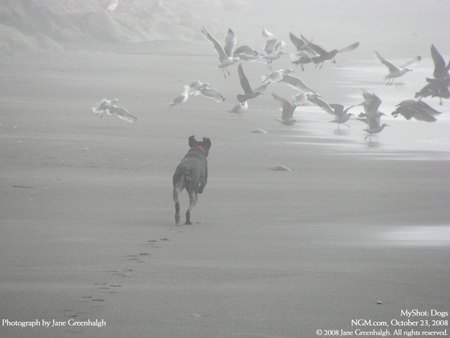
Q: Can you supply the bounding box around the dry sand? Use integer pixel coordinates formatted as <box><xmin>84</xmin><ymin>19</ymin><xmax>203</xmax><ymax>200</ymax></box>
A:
<box><xmin>0</xmin><ymin>51</ymin><xmax>449</xmax><ymax>338</ymax></box>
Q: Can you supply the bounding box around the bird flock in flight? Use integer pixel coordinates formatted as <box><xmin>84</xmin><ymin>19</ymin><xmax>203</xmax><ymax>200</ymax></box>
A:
<box><xmin>164</xmin><ymin>27</ymin><xmax>449</xmax><ymax>143</ymax></box>
<box><xmin>92</xmin><ymin>26</ymin><xmax>449</xmax><ymax>144</ymax></box>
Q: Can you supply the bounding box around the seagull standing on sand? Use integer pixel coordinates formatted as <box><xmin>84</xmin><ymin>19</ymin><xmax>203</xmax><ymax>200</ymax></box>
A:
<box><xmin>169</xmin><ymin>85</ymin><xmax>190</xmax><ymax>107</ymax></box>
<box><xmin>391</xmin><ymin>99</ymin><xmax>442</xmax><ymax>122</ymax></box>
<box><xmin>201</xmin><ymin>27</ymin><xmax>240</xmax><ymax>77</ymax></box>
<box><xmin>415</xmin><ymin>44</ymin><xmax>450</xmax><ymax>105</ymax></box>
<box><xmin>373</xmin><ymin>51</ymin><xmax>421</xmax><ymax>85</ymax></box>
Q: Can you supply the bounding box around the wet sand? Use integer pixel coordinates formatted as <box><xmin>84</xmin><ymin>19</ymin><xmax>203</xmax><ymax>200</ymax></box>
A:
<box><xmin>0</xmin><ymin>52</ymin><xmax>449</xmax><ymax>338</ymax></box>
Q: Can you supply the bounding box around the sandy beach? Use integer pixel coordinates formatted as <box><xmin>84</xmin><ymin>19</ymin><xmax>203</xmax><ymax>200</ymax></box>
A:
<box><xmin>1</xmin><ymin>44</ymin><xmax>450</xmax><ymax>338</ymax></box>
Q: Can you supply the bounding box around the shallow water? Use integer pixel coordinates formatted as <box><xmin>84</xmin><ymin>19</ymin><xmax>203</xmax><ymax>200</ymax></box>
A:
<box><xmin>377</xmin><ymin>225</ymin><xmax>450</xmax><ymax>247</ymax></box>
<box><xmin>272</xmin><ymin>58</ymin><xmax>450</xmax><ymax>161</ymax></box>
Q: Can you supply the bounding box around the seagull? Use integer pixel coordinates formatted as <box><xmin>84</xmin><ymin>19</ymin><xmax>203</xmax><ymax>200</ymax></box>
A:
<box><xmin>356</xmin><ymin>90</ymin><xmax>385</xmax><ymax>124</ymax></box>
<box><xmin>201</xmin><ymin>27</ymin><xmax>240</xmax><ymax>77</ymax></box>
<box><xmin>236</xmin><ymin>63</ymin><xmax>265</xmax><ymax>103</ymax></box>
<box><xmin>169</xmin><ymin>85</ymin><xmax>190</xmax><ymax>107</ymax></box>
<box><xmin>355</xmin><ymin>91</ymin><xmax>388</xmax><ymax>141</ymax></box>
<box><xmin>92</xmin><ymin>98</ymin><xmax>136</xmax><ymax>123</ymax></box>
<box><xmin>415</xmin><ymin>80</ymin><xmax>450</xmax><ymax>105</ymax></box>
<box><xmin>288</xmin><ymin>32</ymin><xmax>315</xmax><ymax>70</ymax></box>
<box><xmin>373</xmin><ymin>51</ymin><xmax>421</xmax><ymax>85</ymax></box>
<box><xmin>328</xmin><ymin>104</ymin><xmax>355</xmax><ymax>129</ymax></box>
<box><xmin>301</xmin><ymin>35</ymin><xmax>359</xmax><ymax>68</ymax></box>
<box><xmin>391</xmin><ymin>99</ymin><xmax>442</xmax><ymax>122</ymax></box>
<box><xmin>272</xmin><ymin>93</ymin><xmax>299</xmax><ymax>125</ymax></box>
<box><xmin>415</xmin><ymin>44</ymin><xmax>450</xmax><ymax>105</ymax></box>
<box><xmin>261</xmin><ymin>29</ymin><xmax>288</xmax><ymax>70</ymax></box>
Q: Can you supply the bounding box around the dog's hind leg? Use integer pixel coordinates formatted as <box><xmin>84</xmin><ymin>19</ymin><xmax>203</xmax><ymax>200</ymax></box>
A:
<box><xmin>173</xmin><ymin>186</ymin><xmax>181</xmax><ymax>225</ymax></box>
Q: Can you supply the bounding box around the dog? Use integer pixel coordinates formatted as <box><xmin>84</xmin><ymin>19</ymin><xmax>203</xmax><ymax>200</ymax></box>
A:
<box><xmin>173</xmin><ymin>135</ymin><xmax>211</xmax><ymax>225</ymax></box>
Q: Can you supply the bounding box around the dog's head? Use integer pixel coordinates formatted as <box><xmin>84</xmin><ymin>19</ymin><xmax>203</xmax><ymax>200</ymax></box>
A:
<box><xmin>188</xmin><ymin>135</ymin><xmax>211</xmax><ymax>157</ymax></box>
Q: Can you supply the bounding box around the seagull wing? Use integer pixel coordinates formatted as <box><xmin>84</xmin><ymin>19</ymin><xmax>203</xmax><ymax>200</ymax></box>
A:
<box><xmin>200</xmin><ymin>86</ymin><xmax>225</xmax><ymax>102</ymax></box>
<box><xmin>280</xmin><ymin>74</ymin><xmax>315</xmax><ymax>93</ymax></box>
<box><xmin>431</xmin><ymin>44</ymin><xmax>448</xmax><ymax>79</ymax></box>
<box><xmin>233</xmin><ymin>44</ymin><xmax>259</xmax><ymax>57</ymax></box>
<box><xmin>373</xmin><ymin>51</ymin><xmax>399</xmax><ymax>73</ymax></box>
<box><xmin>223</xmin><ymin>28</ymin><xmax>236</xmax><ymax>57</ymax></box>
<box><xmin>201</xmin><ymin>26</ymin><xmax>228</xmax><ymax>62</ymax></box>
<box><xmin>272</xmin><ymin>93</ymin><xmax>294</xmax><ymax>120</ymax></box>
<box><xmin>301</xmin><ymin>35</ymin><xmax>328</xmax><ymax>56</ymax></box>
<box><xmin>361</xmin><ymin>90</ymin><xmax>382</xmax><ymax>114</ymax></box>
<box><xmin>400</xmin><ymin>55</ymin><xmax>422</xmax><ymax>68</ymax></box>
<box><xmin>109</xmin><ymin>106</ymin><xmax>137</xmax><ymax>123</ymax></box>
<box><xmin>416</xmin><ymin>100</ymin><xmax>442</xmax><ymax>120</ymax></box>
<box><xmin>238</xmin><ymin>64</ymin><xmax>253</xmax><ymax>94</ymax></box>
<box><xmin>308</xmin><ymin>94</ymin><xmax>334</xmax><ymax>115</ymax></box>
<box><xmin>262</xmin><ymin>28</ymin><xmax>275</xmax><ymax>40</ymax></box>
<box><xmin>329</xmin><ymin>103</ymin><xmax>343</xmax><ymax>117</ymax></box>
<box><xmin>264</xmin><ymin>38</ymin><xmax>278</xmax><ymax>54</ymax></box>
<box><xmin>289</xmin><ymin>32</ymin><xmax>306</xmax><ymax>51</ymax></box>
<box><xmin>338</xmin><ymin>42</ymin><xmax>360</xmax><ymax>53</ymax></box>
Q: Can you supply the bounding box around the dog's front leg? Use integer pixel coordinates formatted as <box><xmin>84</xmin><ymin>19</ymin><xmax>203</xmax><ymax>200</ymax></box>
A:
<box><xmin>185</xmin><ymin>192</ymin><xmax>197</xmax><ymax>225</ymax></box>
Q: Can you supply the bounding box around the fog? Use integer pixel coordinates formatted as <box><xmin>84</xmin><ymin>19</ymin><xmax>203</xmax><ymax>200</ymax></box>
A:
<box><xmin>1</xmin><ymin>0</ymin><xmax>449</xmax><ymax>55</ymax></box>
<box><xmin>1</xmin><ymin>1</ymin><xmax>450</xmax><ymax>338</ymax></box>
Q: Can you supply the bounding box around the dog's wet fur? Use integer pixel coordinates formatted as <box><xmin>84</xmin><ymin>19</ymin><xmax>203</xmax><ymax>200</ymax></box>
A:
<box><xmin>173</xmin><ymin>135</ymin><xmax>211</xmax><ymax>225</ymax></box>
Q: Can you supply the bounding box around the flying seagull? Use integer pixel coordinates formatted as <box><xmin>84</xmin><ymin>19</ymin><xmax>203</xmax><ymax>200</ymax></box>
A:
<box><xmin>272</xmin><ymin>93</ymin><xmax>299</xmax><ymax>125</ymax></box>
<box><xmin>391</xmin><ymin>99</ymin><xmax>442</xmax><ymax>122</ymax></box>
<box><xmin>201</xmin><ymin>27</ymin><xmax>240</xmax><ymax>77</ymax></box>
<box><xmin>328</xmin><ymin>104</ymin><xmax>355</xmax><ymax>129</ymax></box>
<box><xmin>415</xmin><ymin>44</ymin><xmax>450</xmax><ymax>105</ymax></box>
<box><xmin>92</xmin><ymin>98</ymin><xmax>137</xmax><ymax>123</ymax></box>
<box><xmin>373</xmin><ymin>51</ymin><xmax>421</xmax><ymax>85</ymax></box>
<box><xmin>301</xmin><ymin>35</ymin><xmax>359</xmax><ymax>68</ymax></box>
<box><xmin>355</xmin><ymin>91</ymin><xmax>388</xmax><ymax>141</ymax></box>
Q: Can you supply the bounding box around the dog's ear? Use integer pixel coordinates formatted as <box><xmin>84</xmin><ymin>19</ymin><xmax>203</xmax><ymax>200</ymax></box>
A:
<box><xmin>202</xmin><ymin>137</ymin><xmax>212</xmax><ymax>150</ymax></box>
<box><xmin>188</xmin><ymin>135</ymin><xmax>197</xmax><ymax>148</ymax></box>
